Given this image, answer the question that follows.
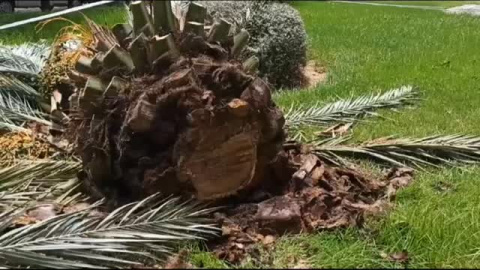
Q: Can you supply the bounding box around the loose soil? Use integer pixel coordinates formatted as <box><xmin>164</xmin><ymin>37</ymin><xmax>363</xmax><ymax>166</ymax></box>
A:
<box><xmin>303</xmin><ymin>60</ymin><xmax>327</xmax><ymax>89</ymax></box>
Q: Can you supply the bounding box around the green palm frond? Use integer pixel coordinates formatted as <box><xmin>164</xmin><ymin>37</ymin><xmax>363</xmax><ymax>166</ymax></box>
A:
<box><xmin>314</xmin><ymin>134</ymin><xmax>480</xmax><ymax>169</ymax></box>
<box><xmin>0</xmin><ymin>195</ymin><xmax>219</xmax><ymax>269</ymax></box>
<box><xmin>0</xmin><ymin>42</ymin><xmax>51</xmax><ymax>77</ymax></box>
<box><xmin>0</xmin><ymin>160</ymin><xmax>83</xmax><ymax>209</ymax></box>
<box><xmin>284</xmin><ymin>85</ymin><xmax>419</xmax><ymax>139</ymax></box>
<box><xmin>0</xmin><ymin>94</ymin><xmax>51</xmax><ymax>132</ymax></box>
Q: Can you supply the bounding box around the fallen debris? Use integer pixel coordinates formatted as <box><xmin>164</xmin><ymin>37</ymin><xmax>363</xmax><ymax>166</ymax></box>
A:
<box><xmin>380</xmin><ymin>250</ymin><xmax>410</xmax><ymax>267</ymax></box>
<box><xmin>164</xmin><ymin>250</ymin><xmax>195</xmax><ymax>269</ymax></box>
<box><xmin>316</xmin><ymin>122</ymin><xmax>354</xmax><ymax>138</ymax></box>
<box><xmin>432</xmin><ymin>181</ymin><xmax>456</xmax><ymax>194</ymax></box>
<box><xmin>12</xmin><ymin>202</ymin><xmax>104</xmax><ymax>227</ymax></box>
<box><xmin>209</xmin><ymin>144</ymin><xmax>415</xmax><ymax>264</ymax></box>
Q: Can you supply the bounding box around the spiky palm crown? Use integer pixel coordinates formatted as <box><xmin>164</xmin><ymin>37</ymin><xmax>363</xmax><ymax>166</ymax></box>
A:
<box><xmin>0</xmin><ymin>1</ymin><xmax>479</xmax><ymax>269</ymax></box>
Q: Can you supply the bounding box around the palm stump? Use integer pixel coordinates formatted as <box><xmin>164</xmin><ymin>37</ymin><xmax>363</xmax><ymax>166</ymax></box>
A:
<box><xmin>68</xmin><ymin>1</ymin><xmax>285</xmax><ymax>205</ymax></box>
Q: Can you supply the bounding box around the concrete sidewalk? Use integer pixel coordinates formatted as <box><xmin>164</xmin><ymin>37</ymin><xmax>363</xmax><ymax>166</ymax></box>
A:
<box><xmin>333</xmin><ymin>1</ymin><xmax>480</xmax><ymax>17</ymax></box>
<box><xmin>14</xmin><ymin>7</ymin><xmax>67</xmax><ymax>13</ymax></box>
<box><xmin>332</xmin><ymin>1</ymin><xmax>443</xmax><ymax>10</ymax></box>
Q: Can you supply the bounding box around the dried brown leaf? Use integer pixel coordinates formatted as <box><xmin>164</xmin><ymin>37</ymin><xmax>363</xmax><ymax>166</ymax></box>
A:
<box><xmin>293</xmin><ymin>259</ymin><xmax>312</xmax><ymax>269</ymax></box>
<box><xmin>164</xmin><ymin>250</ymin><xmax>194</xmax><ymax>269</ymax></box>
<box><xmin>316</xmin><ymin>122</ymin><xmax>353</xmax><ymax>138</ymax></box>
<box><xmin>261</xmin><ymin>235</ymin><xmax>276</xmax><ymax>245</ymax></box>
<box><xmin>26</xmin><ymin>204</ymin><xmax>59</xmax><ymax>221</ymax></box>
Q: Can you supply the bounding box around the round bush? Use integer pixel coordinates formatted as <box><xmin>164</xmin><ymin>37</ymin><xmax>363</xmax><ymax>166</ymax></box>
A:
<box><xmin>175</xmin><ymin>1</ymin><xmax>308</xmax><ymax>89</ymax></box>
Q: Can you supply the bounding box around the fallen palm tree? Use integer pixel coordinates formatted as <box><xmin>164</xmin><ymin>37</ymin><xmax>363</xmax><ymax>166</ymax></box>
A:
<box><xmin>1</xmin><ymin>0</ymin><xmax>480</xmax><ymax>268</ymax></box>
<box><xmin>63</xmin><ymin>1</ymin><xmax>285</xmax><ymax>205</ymax></box>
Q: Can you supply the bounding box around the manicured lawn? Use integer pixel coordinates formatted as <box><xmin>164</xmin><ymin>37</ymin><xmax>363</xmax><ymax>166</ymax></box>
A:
<box><xmin>0</xmin><ymin>4</ymin><xmax>126</xmax><ymax>45</ymax></box>
<box><xmin>2</xmin><ymin>1</ymin><xmax>480</xmax><ymax>268</ymax></box>
<box><xmin>371</xmin><ymin>1</ymin><xmax>480</xmax><ymax>8</ymax></box>
<box><xmin>274</xmin><ymin>1</ymin><xmax>480</xmax><ymax>268</ymax></box>
<box><xmin>184</xmin><ymin>1</ymin><xmax>480</xmax><ymax>267</ymax></box>
<box><xmin>192</xmin><ymin>1</ymin><xmax>480</xmax><ymax>268</ymax></box>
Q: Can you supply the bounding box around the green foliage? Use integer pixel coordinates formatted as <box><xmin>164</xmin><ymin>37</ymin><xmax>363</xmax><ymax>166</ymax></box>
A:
<box><xmin>0</xmin><ymin>6</ymin><xmax>127</xmax><ymax>45</ymax></box>
<box><xmin>0</xmin><ymin>41</ymin><xmax>50</xmax><ymax>78</ymax></box>
<box><xmin>199</xmin><ymin>1</ymin><xmax>308</xmax><ymax>88</ymax></box>
<box><xmin>284</xmin><ymin>85</ymin><xmax>419</xmax><ymax>140</ymax></box>
<box><xmin>315</xmin><ymin>134</ymin><xmax>480</xmax><ymax>168</ymax></box>
<box><xmin>0</xmin><ymin>42</ymin><xmax>53</xmax><ymax>132</ymax></box>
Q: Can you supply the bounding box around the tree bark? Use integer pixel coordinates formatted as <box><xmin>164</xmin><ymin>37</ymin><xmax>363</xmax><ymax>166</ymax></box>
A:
<box><xmin>148</xmin><ymin>34</ymin><xmax>178</xmax><ymax>65</ymax></box>
<box><xmin>112</xmin><ymin>23</ymin><xmax>133</xmax><ymax>45</ymax></box>
<box><xmin>75</xmin><ymin>56</ymin><xmax>100</xmax><ymax>75</ymax></box>
<box><xmin>183</xmin><ymin>21</ymin><xmax>205</xmax><ymax>37</ymax></box>
<box><xmin>82</xmin><ymin>77</ymin><xmax>107</xmax><ymax>100</ymax></box>
<box><xmin>152</xmin><ymin>0</ymin><xmax>177</xmax><ymax>34</ymax></box>
<box><xmin>103</xmin><ymin>45</ymin><xmax>135</xmax><ymax>73</ymax></box>
<box><xmin>185</xmin><ymin>2</ymin><xmax>206</xmax><ymax>24</ymax></box>
<box><xmin>208</xmin><ymin>19</ymin><xmax>231</xmax><ymax>43</ymax></box>
<box><xmin>232</xmin><ymin>29</ymin><xmax>250</xmax><ymax>57</ymax></box>
<box><xmin>67</xmin><ymin>1</ymin><xmax>286</xmax><ymax>205</ymax></box>
<box><xmin>104</xmin><ymin>76</ymin><xmax>128</xmax><ymax>97</ymax></box>
<box><xmin>129</xmin><ymin>33</ymin><xmax>149</xmax><ymax>74</ymax></box>
<box><xmin>130</xmin><ymin>0</ymin><xmax>155</xmax><ymax>37</ymax></box>
<box><xmin>243</xmin><ymin>56</ymin><xmax>259</xmax><ymax>73</ymax></box>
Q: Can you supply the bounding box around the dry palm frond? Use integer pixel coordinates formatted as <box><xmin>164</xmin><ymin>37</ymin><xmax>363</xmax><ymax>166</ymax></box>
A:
<box><xmin>0</xmin><ymin>195</ymin><xmax>219</xmax><ymax>269</ymax></box>
<box><xmin>84</xmin><ymin>16</ymin><xmax>119</xmax><ymax>50</ymax></box>
<box><xmin>284</xmin><ymin>85</ymin><xmax>419</xmax><ymax>139</ymax></box>
<box><xmin>0</xmin><ymin>74</ymin><xmax>41</xmax><ymax>100</ymax></box>
<box><xmin>0</xmin><ymin>42</ymin><xmax>50</xmax><ymax>77</ymax></box>
<box><xmin>0</xmin><ymin>160</ymin><xmax>82</xmax><ymax>209</ymax></box>
<box><xmin>36</xmin><ymin>17</ymin><xmax>94</xmax><ymax>51</ymax></box>
<box><xmin>314</xmin><ymin>134</ymin><xmax>480</xmax><ymax>169</ymax></box>
<box><xmin>0</xmin><ymin>160</ymin><xmax>80</xmax><ymax>190</ymax></box>
<box><xmin>0</xmin><ymin>94</ymin><xmax>51</xmax><ymax>133</ymax></box>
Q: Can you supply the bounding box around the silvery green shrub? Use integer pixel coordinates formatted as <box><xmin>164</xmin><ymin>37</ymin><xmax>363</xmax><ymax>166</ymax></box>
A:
<box><xmin>173</xmin><ymin>1</ymin><xmax>308</xmax><ymax>89</ymax></box>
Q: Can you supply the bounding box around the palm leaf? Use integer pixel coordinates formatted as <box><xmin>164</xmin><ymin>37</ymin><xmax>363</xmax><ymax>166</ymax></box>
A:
<box><xmin>284</xmin><ymin>85</ymin><xmax>419</xmax><ymax>139</ymax></box>
<box><xmin>0</xmin><ymin>94</ymin><xmax>51</xmax><ymax>133</ymax></box>
<box><xmin>0</xmin><ymin>74</ymin><xmax>41</xmax><ymax>100</ymax></box>
<box><xmin>0</xmin><ymin>195</ymin><xmax>219</xmax><ymax>269</ymax></box>
<box><xmin>0</xmin><ymin>72</ymin><xmax>49</xmax><ymax>132</ymax></box>
<box><xmin>0</xmin><ymin>42</ymin><xmax>51</xmax><ymax>77</ymax></box>
<box><xmin>314</xmin><ymin>134</ymin><xmax>480</xmax><ymax>169</ymax></box>
<box><xmin>0</xmin><ymin>160</ymin><xmax>83</xmax><ymax>210</ymax></box>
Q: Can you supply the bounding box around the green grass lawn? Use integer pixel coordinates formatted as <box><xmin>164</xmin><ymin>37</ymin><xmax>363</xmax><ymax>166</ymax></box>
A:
<box><xmin>2</xmin><ymin>1</ymin><xmax>480</xmax><ymax>268</ymax></box>
<box><xmin>0</xmin><ymin>4</ymin><xmax>126</xmax><ymax>45</ymax></box>
<box><xmin>274</xmin><ymin>1</ymin><xmax>480</xmax><ymax>268</ymax></box>
<box><xmin>371</xmin><ymin>1</ymin><xmax>480</xmax><ymax>8</ymax></box>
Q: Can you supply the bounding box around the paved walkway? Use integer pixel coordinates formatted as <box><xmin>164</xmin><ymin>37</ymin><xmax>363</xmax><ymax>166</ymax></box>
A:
<box><xmin>333</xmin><ymin>1</ymin><xmax>480</xmax><ymax>17</ymax></box>
<box><xmin>14</xmin><ymin>7</ymin><xmax>67</xmax><ymax>13</ymax></box>
<box><xmin>332</xmin><ymin>1</ymin><xmax>443</xmax><ymax>10</ymax></box>
<box><xmin>445</xmin><ymin>4</ymin><xmax>480</xmax><ymax>16</ymax></box>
